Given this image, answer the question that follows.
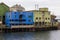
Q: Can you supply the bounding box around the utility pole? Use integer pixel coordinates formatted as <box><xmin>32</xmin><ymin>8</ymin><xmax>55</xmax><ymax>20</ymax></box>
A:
<box><xmin>35</xmin><ymin>4</ymin><xmax>39</xmax><ymax>10</ymax></box>
<box><xmin>35</xmin><ymin>0</ymin><xmax>39</xmax><ymax>10</ymax></box>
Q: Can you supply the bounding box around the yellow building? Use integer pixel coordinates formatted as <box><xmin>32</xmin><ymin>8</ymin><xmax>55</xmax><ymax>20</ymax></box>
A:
<box><xmin>34</xmin><ymin>8</ymin><xmax>51</xmax><ymax>27</ymax></box>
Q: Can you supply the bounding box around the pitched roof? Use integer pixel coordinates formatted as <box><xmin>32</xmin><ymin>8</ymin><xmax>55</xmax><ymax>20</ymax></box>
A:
<box><xmin>0</xmin><ymin>2</ymin><xmax>9</xmax><ymax>8</ymax></box>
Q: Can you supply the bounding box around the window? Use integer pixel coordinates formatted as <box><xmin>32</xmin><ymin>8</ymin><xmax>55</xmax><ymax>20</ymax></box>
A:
<box><xmin>45</xmin><ymin>18</ymin><xmax>47</xmax><ymax>20</ymax></box>
<box><xmin>35</xmin><ymin>22</ymin><xmax>38</xmax><ymax>26</ymax></box>
<box><xmin>45</xmin><ymin>22</ymin><xmax>47</xmax><ymax>24</ymax></box>
<box><xmin>19</xmin><ymin>20</ymin><xmax>26</xmax><ymax>22</ymax></box>
<box><xmin>42</xmin><ymin>22</ymin><xmax>44</xmax><ymax>25</ymax></box>
<box><xmin>12</xmin><ymin>24</ymin><xmax>14</xmax><ymax>25</ymax></box>
<box><xmin>10</xmin><ymin>20</ymin><xmax>14</xmax><ymax>21</ymax></box>
<box><xmin>36</xmin><ymin>17</ymin><xmax>38</xmax><ymax>19</ymax></box>
<box><xmin>15</xmin><ymin>15</ymin><xmax>16</xmax><ymax>18</ymax></box>
<box><xmin>14</xmin><ymin>12</ymin><xmax>16</xmax><ymax>14</ymax></box>
<box><xmin>19</xmin><ymin>14</ymin><xmax>23</xmax><ymax>18</ymax></box>
<box><xmin>22</xmin><ymin>20</ymin><xmax>26</xmax><ymax>21</ymax></box>
<box><xmin>28</xmin><ymin>16</ymin><xmax>32</xmax><ymax>18</ymax></box>
<box><xmin>15</xmin><ymin>24</ymin><xmax>18</xmax><ymax>25</ymax></box>
<box><xmin>9</xmin><ymin>15</ymin><xmax>10</xmax><ymax>18</ymax></box>
<box><xmin>39</xmin><ymin>22</ymin><xmax>41</xmax><ymax>25</ymax></box>
<box><xmin>15</xmin><ymin>19</ymin><xmax>19</xmax><ymax>21</ymax></box>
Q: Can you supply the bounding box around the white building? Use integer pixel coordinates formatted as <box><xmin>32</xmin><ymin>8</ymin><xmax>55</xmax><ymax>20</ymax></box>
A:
<box><xmin>10</xmin><ymin>4</ymin><xmax>25</xmax><ymax>12</ymax></box>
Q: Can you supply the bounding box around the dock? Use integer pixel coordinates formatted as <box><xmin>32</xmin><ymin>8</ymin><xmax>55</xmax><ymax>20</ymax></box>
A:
<box><xmin>0</xmin><ymin>25</ymin><xmax>58</xmax><ymax>32</ymax></box>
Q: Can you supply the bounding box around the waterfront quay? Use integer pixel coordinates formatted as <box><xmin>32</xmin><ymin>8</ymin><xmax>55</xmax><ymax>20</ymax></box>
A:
<box><xmin>0</xmin><ymin>25</ymin><xmax>58</xmax><ymax>32</ymax></box>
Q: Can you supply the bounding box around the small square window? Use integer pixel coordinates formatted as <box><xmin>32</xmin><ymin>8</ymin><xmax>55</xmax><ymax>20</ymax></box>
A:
<box><xmin>9</xmin><ymin>16</ymin><xmax>10</xmax><ymax>17</ymax></box>
<box><xmin>12</xmin><ymin>24</ymin><xmax>14</xmax><ymax>25</ymax></box>
<box><xmin>42</xmin><ymin>22</ymin><xmax>44</xmax><ymax>25</ymax></box>
<box><xmin>28</xmin><ymin>16</ymin><xmax>32</xmax><ymax>18</ymax></box>
<box><xmin>15</xmin><ymin>24</ymin><xmax>18</xmax><ymax>25</ymax></box>
<box><xmin>36</xmin><ymin>17</ymin><xmax>38</xmax><ymax>19</ymax></box>
<box><xmin>15</xmin><ymin>19</ymin><xmax>19</xmax><ymax>21</ymax></box>
<box><xmin>45</xmin><ymin>22</ymin><xmax>47</xmax><ymax>24</ymax></box>
<box><xmin>15</xmin><ymin>15</ymin><xmax>16</xmax><ymax>18</ymax></box>
<box><xmin>39</xmin><ymin>22</ymin><xmax>41</xmax><ymax>24</ymax></box>
<box><xmin>14</xmin><ymin>12</ymin><xmax>16</xmax><ymax>14</ymax></box>
<box><xmin>45</xmin><ymin>18</ymin><xmax>47</xmax><ymax>20</ymax></box>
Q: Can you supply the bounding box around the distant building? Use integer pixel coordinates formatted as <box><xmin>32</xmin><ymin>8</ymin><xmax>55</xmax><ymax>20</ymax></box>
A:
<box><xmin>51</xmin><ymin>15</ymin><xmax>56</xmax><ymax>19</ymax></box>
<box><xmin>55</xmin><ymin>16</ymin><xmax>60</xmax><ymax>22</ymax></box>
<box><xmin>51</xmin><ymin>15</ymin><xmax>58</xmax><ymax>26</ymax></box>
<box><xmin>10</xmin><ymin>4</ymin><xmax>25</xmax><ymax>12</ymax></box>
<box><xmin>0</xmin><ymin>2</ymin><xmax>9</xmax><ymax>25</ymax></box>
<box><xmin>33</xmin><ymin>8</ymin><xmax>51</xmax><ymax>27</ymax></box>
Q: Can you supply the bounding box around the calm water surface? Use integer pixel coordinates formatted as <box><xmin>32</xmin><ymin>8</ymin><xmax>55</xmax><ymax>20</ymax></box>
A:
<box><xmin>1</xmin><ymin>30</ymin><xmax>60</xmax><ymax>40</ymax></box>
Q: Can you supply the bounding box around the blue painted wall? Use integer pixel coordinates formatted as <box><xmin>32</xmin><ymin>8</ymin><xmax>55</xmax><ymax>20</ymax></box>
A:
<box><xmin>5</xmin><ymin>11</ymin><xmax>34</xmax><ymax>27</ymax></box>
<box><xmin>5</xmin><ymin>11</ymin><xmax>20</xmax><ymax>27</ymax></box>
<box><xmin>20</xmin><ymin>11</ymin><xmax>34</xmax><ymax>25</ymax></box>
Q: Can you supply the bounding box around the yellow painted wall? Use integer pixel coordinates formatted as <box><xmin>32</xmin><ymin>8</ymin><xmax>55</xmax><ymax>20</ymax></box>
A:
<box><xmin>34</xmin><ymin>11</ymin><xmax>39</xmax><ymax>22</ymax></box>
<box><xmin>34</xmin><ymin>11</ymin><xmax>51</xmax><ymax>23</ymax></box>
<box><xmin>44</xmin><ymin>12</ymin><xmax>51</xmax><ymax>22</ymax></box>
<box><xmin>39</xmin><ymin>8</ymin><xmax>48</xmax><ymax>11</ymax></box>
<box><xmin>33</xmin><ymin>8</ymin><xmax>58</xmax><ymax>27</ymax></box>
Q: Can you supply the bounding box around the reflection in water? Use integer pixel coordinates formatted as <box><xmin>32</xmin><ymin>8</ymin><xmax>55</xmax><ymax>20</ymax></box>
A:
<box><xmin>0</xmin><ymin>30</ymin><xmax>60</xmax><ymax>40</ymax></box>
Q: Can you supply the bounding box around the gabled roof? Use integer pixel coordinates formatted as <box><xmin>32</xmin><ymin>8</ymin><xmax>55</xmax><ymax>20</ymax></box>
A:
<box><xmin>11</xmin><ymin>4</ymin><xmax>25</xmax><ymax>10</ymax></box>
<box><xmin>51</xmin><ymin>15</ymin><xmax>56</xmax><ymax>18</ymax></box>
<box><xmin>0</xmin><ymin>2</ymin><xmax>9</xmax><ymax>8</ymax></box>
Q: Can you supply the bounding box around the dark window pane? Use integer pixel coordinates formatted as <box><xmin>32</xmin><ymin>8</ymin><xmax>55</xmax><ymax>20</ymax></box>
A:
<box><xmin>15</xmin><ymin>15</ymin><xmax>16</xmax><ymax>18</ymax></box>
<box><xmin>39</xmin><ymin>22</ymin><xmax>41</xmax><ymax>25</ymax></box>
<box><xmin>19</xmin><ymin>14</ymin><xmax>23</xmax><ymax>18</ymax></box>
<box><xmin>45</xmin><ymin>22</ymin><xmax>47</xmax><ymax>24</ymax></box>
<box><xmin>36</xmin><ymin>17</ymin><xmax>38</xmax><ymax>19</ymax></box>
<box><xmin>10</xmin><ymin>20</ymin><xmax>14</xmax><ymax>21</ymax></box>
<box><xmin>12</xmin><ymin>24</ymin><xmax>14</xmax><ymax>25</ymax></box>
<box><xmin>28</xmin><ymin>16</ymin><xmax>32</xmax><ymax>18</ymax></box>
<box><xmin>14</xmin><ymin>12</ymin><xmax>16</xmax><ymax>14</ymax></box>
<box><xmin>35</xmin><ymin>22</ymin><xmax>38</xmax><ymax>26</ymax></box>
<box><xmin>46</xmin><ymin>18</ymin><xmax>47</xmax><ymax>20</ymax></box>
<box><xmin>42</xmin><ymin>22</ymin><xmax>44</xmax><ymax>25</ymax></box>
<box><xmin>19</xmin><ymin>19</ymin><xmax>26</xmax><ymax>22</ymax></box>
<box><xmin>15</xmin><ymin>19</ymin><xmax>19</xmax><ymax>21</ymax></box>
<box><xmin>9</xmin><ymin>16</ymin><xmax>10</xmax><ymax>17</ymax></box>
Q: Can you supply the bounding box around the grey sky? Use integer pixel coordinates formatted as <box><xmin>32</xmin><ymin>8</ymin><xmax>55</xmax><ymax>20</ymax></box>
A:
<box><xmin>0</xmin><ymin>0</ymin><xmax>60</xmax><ymax>16</ymax></box>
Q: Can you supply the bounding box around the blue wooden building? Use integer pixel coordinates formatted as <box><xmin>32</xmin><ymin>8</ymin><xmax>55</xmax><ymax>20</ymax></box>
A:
<box><xmin>5</xmin><ymin>11</ymin><xmax>34</xmax><ymax>27</ymax></box>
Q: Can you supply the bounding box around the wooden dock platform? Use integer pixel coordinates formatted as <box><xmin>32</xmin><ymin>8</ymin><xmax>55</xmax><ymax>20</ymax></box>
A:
<box><xmin>0</xmin><ymin>24</ymin><xmax>59</xmax><ymax>32</ymax></box>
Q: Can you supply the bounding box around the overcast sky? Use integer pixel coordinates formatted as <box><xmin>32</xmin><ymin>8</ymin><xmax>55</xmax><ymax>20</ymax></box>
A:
<box><xmin>0</xmin><ymin>0</ymin><xmax>60</xmax><ymax>16</ymax></box>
